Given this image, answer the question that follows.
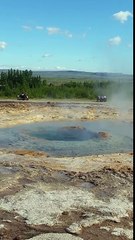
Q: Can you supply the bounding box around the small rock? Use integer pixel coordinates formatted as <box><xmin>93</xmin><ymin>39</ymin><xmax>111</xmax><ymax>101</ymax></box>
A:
<box><xmin>0</xmin><ymin>224</ymin><xmax>5</xmax><ymax>229</ymax></box>
<box><xmin>66</xmin><ymin>223</ymin><xmax>82</xmax><ymax>235</ymax></box>
<box><xmin>98</xmin><ymin>131</ymin><xmax>110</xmax><ymax>139</ymax></box>
<box><xmin>62</xmin><ymin>211</ymin><xmax>69</xmax><ymax>215</ymax></box>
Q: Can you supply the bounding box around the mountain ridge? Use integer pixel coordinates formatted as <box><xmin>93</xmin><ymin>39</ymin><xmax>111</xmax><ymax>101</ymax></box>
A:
<box><xmin>0</xmin><ymin>69</ymin><xmax>133</xmax><ymax>81</ymax></box>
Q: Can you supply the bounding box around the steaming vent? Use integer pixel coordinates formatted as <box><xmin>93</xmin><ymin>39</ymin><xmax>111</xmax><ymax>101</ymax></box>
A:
<box><xmin>0</xmin><ymin>120</ymin><xmax>133</xmax><ymax>157</ymax></box>
<box><xmin>32</xmin><ymin>126</ymin><xmax>110</xmax><ymax>141</ymax></box>
<box><xmin>33</xmin><ymin>126</ymin><xmax>104</xmax><ymax>141</ymax></box>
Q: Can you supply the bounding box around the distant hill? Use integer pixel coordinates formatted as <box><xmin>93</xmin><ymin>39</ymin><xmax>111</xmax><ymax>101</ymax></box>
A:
<box><xmin>0</xmin><ymin>69</ymin><xmax>133</xmax><ymax>82</ymax></box>
<box><xmin>30</xmin><ymin>71</ymin><xmax>134</xmax><ymax>83</ymax></box>
<box><xmin>33</xmin><ymin>70</ymin><xmax>133</xmax><ymax>80</ymax></box>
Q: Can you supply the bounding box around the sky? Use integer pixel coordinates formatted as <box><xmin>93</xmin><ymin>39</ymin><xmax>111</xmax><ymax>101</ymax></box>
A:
<box><xmin>0</xmin><ymin>0</ymin><xmax>133</xmax><ymax>74</ymax></box>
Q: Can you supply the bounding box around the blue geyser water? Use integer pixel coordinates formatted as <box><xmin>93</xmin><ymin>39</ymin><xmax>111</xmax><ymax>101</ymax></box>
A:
<box><xmin>31</xmin><ymin>126</ymin><xmax>99</xmax><ymax>141</ymax></box>
<box><xmin>0</xmin><ymin>120</ymin><xmax>133</xmax><ymax>157</ymax></box>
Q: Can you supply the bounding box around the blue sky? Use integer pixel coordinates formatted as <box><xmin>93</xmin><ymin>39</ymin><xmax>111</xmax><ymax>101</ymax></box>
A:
<box><xmin>0</xmin><ymin>0</ymin><xmax>133</xmax><ymax>74</ymax></box>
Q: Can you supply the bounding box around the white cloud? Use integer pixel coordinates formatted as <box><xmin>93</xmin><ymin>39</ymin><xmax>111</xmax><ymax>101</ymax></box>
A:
<box><xmin>108</xmin><ymin>36</ymin><xmax>122</xmax><ymax>45</ymax></box>
<box><xmin>0</xmin><ymin>65</ymin><xmax>9</xmax><ymax>69</ymax></box>
<box><xmin>0</xmin><ymin>41</ymin><xmax>7</xmax><ymax>49</ymax></box>
<box><xmin>46</xmin><ymin>27</ymin><xmax>73</xmax><ymax>38</ymax></box>
<box><xmin>19</xmin><ymin>65</ymin><xmax>27</xmax><ymax>69</ymax></box>
<box><xmin>46</xmin><ymin>27</ymin><xmax>61</xmax><ymax>35</ymax></box>
<box><xmin>113</xmin><ymin>11</ymin><xmax>133</xmax><ymax>23</ymax></box>
<box><xmin>81</xmin><ymin>27</ymin><xmax>91</xmax><ymax>39</ymax></box>
<box><xmin>64</xmin><ymin>31</ymin><xmax>73</xmax><ymax>38</ymax></box>
<box><xmin>42</xmin><ymin>53</ymin><xmax>53</xmax><ymax>58</ymax></box>
<box><xmin>35</xmin><ymin>26</ymin><xmax>44</xmax><ymax>30</ymax></box>
<box><xmin>56</xmin><ymin>66</ymin><xmax>66</xmax><ymax>70</ymax></box>
<box><xmin>22</xmin><ymin>25</ymin><xmax>32</xmax><ymax>31</ymax></box>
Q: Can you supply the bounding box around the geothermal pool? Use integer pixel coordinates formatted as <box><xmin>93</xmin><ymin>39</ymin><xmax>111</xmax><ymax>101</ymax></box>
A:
<box><xmin>0</xmin><ymin>120</ymin><xmax>133</xmax><ymax>157</ymax></box>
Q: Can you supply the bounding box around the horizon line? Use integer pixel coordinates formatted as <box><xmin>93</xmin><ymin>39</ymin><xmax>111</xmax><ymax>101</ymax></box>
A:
<box><xmin>0</xmin><ymin>68</ymin><xmax>133</xmax><ymax>75</ymax></box>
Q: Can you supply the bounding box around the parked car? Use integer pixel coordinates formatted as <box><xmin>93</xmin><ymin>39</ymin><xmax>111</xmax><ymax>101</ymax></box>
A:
<box><xmin>17</xmin><ymin>93</ymin><xmax>29</xmax><ymax>100</ymax></box>
<box><xmin>97</xmin><ymin>95</ymin><xmax>107</xmax><ymax>102</ymax></box>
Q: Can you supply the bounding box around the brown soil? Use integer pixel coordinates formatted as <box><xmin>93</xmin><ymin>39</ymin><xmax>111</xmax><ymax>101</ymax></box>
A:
<box><xmin>0</xmin><ymin>100</ymin><xmax>133</xmax><ymax>240</ymax></box>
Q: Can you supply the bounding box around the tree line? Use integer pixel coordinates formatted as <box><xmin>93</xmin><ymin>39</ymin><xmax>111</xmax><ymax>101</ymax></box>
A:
<box><xmin>0</xmin><ymin>69</ymin><xmax>132</xmax><ymax>100</ymax></box>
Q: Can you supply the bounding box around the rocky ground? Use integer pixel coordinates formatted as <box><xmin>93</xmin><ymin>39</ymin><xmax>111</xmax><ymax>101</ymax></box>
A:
<box><xmin>0</xmin><ymin>100</ymin><xmax>133</xmax><ymax>240</ymax></box>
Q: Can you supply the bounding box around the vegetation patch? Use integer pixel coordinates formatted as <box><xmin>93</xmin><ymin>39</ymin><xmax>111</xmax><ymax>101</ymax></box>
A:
<box><xmin>0</xmin><ymin>69</ymin><xmax>132</xmax><ymax>100</ymax></box>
